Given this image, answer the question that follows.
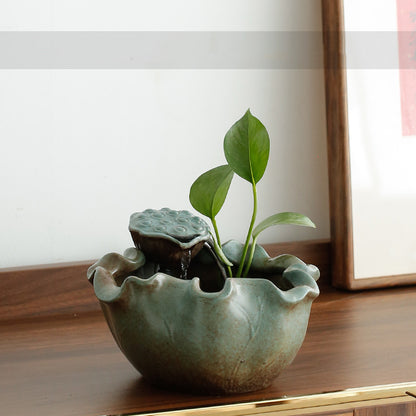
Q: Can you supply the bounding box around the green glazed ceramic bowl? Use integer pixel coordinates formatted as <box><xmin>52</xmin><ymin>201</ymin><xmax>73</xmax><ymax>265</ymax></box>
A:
<box><xmin>88</xmin><ymin>246</ymin><xmax>319</xmax><ymax>394</ymax></box>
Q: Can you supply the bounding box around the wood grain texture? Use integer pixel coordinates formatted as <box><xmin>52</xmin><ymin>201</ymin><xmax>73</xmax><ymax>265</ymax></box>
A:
<box><xmin>1</xmin><ymin>284</ymin><xmax>416</xmax><ymax>416</ymax></box>
<box><xmin>354</xmin><ymin>402</ymin><xmax>416</xmax><ymax>416</ymax></box>
<box><xmin>0</xmin><ymin>239</ymin><xmax>330</xmax><ymax>322</ymax></box>
<box><xmin>321</xmin><ymin>0</ymin><xmax>416</xmax><ymax>290</ymax></box>
<box><xmin>300</xmin><ymin>410</ymin><xmax>354</xmax><ymax>416</ymax></box>
<box><xmin>303</xmin><ymin>412</ymin><xmax>353</xmax><ymax>416</ymax></box>
<box><xmin>330</xmin><ymin>414</ymin><xmax>353</xmax><ymax>416</ymax></box>
<box><xmin>311</xmin><ymin>413</ymin><xmax>353</xmax><ymax>416</ymax></box>
<box><xmin>345</xmin><ymin>273</ymin><xmax>416</xmax><ymax>291</ymax></box>
<box><xmin>0</xmin><ymin>260</ymin><xmax>96</xmax><ymax>321</ymax></box>
<box><xmin>325</xmin><ymin>414</ymin><xmax>353</xmax><ymax>416</ymax></box>
<box><xmin>321</xmin><ymin>0</ymin><xmax>354</xmax><ymax>290</ymax></box>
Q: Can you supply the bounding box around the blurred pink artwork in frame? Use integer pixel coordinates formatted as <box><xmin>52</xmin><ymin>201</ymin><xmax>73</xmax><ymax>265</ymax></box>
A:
<box><xmin>397</xmin><ymin>0</ymin><xmax>416</xmax><ymax>136</ymax></box>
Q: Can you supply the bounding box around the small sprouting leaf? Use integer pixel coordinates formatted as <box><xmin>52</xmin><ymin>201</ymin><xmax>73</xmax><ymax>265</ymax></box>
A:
<box><xmin>253</xmin><ymin>212</ymin><xmax>316</xmax><ymax>239</ymax></box>
<box><xmin>223</xmin><ymin>109</ymin><xmax>270</xmax><ymax>184</ymax></box>
<box><xmin>189</xmin><ymin>165</ymin><xmax>234</xmax><ymax>219</ymax></box>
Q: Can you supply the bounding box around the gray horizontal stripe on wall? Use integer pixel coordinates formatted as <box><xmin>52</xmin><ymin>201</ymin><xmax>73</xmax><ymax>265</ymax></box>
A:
<box><xmin>0</xmin><ymin>31</ymin><xmax>324</xmax><ymax>69</ymax></box>
<box><xmin>0</xmin><ymin>31</ymin><xmax>409</xmax><ymax>69</ymax></box>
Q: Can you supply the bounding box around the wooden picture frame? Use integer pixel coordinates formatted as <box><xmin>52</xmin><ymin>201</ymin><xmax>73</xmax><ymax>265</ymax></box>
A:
<box><xmin>322</xmin><ymin>0</ymin><xmax>416</xmax><ymax>290</ymax></box>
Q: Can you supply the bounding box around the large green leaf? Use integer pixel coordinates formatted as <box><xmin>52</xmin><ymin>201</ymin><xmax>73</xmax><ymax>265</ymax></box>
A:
<box><xmin>223</xmin><ymin>109</ymin><xmax>270</xmax><ymax>184</ymax></box>
<box><xmin>253</xmin><ymin>212</ymin><xmax>316</xmax><ymax>239</ymax></box>
<box><xmin>189</xmin><ymin>165</ymin><xmax>234</xmax><ymax>219</ymax></box>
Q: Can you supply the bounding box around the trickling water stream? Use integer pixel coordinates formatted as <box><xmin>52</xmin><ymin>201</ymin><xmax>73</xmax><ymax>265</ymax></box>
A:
<box><xmin>179</xmin><ymin>249</ymin><xmax>193</xmax><ymax>280</ymax></box>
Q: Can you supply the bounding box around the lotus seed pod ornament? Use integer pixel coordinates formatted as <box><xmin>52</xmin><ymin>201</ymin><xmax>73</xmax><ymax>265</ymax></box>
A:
<box><xmin>87</xmin><ymin>110</ymin><xmax>320</xmax><ymax>394</ymax></box>
<box><xmin>129</xmin><ymin>208</ymin><xmax>211</xmax><ymax>279</ymax></box>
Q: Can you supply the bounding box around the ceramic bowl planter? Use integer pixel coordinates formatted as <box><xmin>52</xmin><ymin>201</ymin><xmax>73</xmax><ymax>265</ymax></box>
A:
<box><xmin>87</xmin><ymin>209</ymin><xmax>320</xmax><ymax>395</ymax></box>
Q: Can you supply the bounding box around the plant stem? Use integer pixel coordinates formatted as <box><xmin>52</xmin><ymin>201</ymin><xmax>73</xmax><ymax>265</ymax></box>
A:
<box><xmin>211</xmin><ymin>217</ymin><xmax>233</xmax><ymax>277</ymax></box>
<box><xmin>236</xmin><ymin>182</ymin><xmax>258</xmax><ymax>277</ymax></box>
<box><xmin>242</xmin><ymin>235</ymin><xmax>258</xmax><ymax>277</ymax></box>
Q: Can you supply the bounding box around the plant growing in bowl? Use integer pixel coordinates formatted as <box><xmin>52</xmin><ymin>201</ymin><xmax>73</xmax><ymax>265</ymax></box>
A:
<box><xmin>189</xmin><ymin>109</ymin><xmax>316</xmax><ymax>279</ymax></box>
<box><xmin>88</xmin><ymin>110</ymin><xmax>320</xmax><ymax>394</ymax></box>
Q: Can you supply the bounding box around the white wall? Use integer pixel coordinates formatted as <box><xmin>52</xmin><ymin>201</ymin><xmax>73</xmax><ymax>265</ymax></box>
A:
<box><xmin>0</xmin><ymin>0</ymin><xmax>329</xmax><ymax>267</ymax></box>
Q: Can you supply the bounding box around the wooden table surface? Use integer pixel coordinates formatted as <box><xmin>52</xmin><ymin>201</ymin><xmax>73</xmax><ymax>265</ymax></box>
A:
<box><xmin>2</xmin><ymin>284</ymin><xmax>416</xmax><ymax>416</ymax></box>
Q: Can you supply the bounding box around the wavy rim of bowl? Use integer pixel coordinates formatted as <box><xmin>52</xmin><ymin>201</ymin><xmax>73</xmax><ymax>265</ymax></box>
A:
<box><xmin>89</xmin><ymin>248</ymin><xmax>319</xmax><ymax>307</ymax></box>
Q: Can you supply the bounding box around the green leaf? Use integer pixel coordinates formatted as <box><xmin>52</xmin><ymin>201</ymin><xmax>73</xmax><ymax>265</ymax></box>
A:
<box><xmin>253</xmin><ymin>212</ymin><xmax>316</xmax><ymax>239</ymax></box>
<box><xmin>189</xmin><ymin>165</ymin><xmax>234</xmax><ymax>219</ymax></box>
<box><xmin>223</xmin><ymin>109</ymin><xmax>270</xmax><ymax>184</ymax></box>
